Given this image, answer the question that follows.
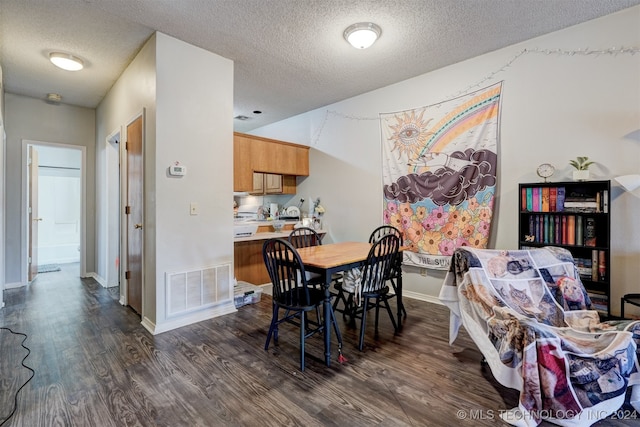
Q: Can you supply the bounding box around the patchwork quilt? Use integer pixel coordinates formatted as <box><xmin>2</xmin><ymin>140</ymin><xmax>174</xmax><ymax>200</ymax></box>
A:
<box><xmin>439</xmin><ymin>246</ymin><xmax>640</xmax><ymax>426</ymax></box>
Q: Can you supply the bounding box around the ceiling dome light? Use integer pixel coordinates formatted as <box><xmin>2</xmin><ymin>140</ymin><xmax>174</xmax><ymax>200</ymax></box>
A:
<box><xmin>344</xmin><ymin>22</ymin><xmax>381</xmax><ymax>49</ymax></box>
<box><xmin>49</xmin><ymin>52</ymin><xmax>84</xmax><ymax>71</ymax></box>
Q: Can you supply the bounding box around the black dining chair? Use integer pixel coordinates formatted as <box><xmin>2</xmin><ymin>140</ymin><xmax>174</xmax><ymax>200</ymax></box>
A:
<box><xmin>368</xmin><ymin>225</ymin><xmax>407</xmax><ymax>321</ymax></box>
<box><xmin>262</xmin><ymin>238</ymin><xmax>341</xmax><ymax>371</ymax></box>
<box><xmin>340</xmin><ymin>234</ymin><xmax>400</xmax><ymax>351</ymax></box>
<box><xmin>288</xmin><ymin>226</ymin><xmax>323</xmax><ymax>248</ymax></box>
<box><xmin>288</xmin><ymin>227</ymin><xmax>325</xmax><ymax>289</ymax></box>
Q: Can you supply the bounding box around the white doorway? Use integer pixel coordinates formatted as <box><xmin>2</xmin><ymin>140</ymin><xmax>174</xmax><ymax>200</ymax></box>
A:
<box><xmin>22</xmin><ymin>140</ymin><xmax>86</xmax><ymax>283</ymax></box>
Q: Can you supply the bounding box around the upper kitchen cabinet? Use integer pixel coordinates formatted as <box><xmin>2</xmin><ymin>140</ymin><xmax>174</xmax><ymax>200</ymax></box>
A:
<box><xmin>234</xmin><ymin>132</ymin><xmax>309</xmax><ymax>193</ymax></box>
<box><xmin>234</xmin><ymin>134</ymin><xmax>254</xmax><ymax>191</ymax></box>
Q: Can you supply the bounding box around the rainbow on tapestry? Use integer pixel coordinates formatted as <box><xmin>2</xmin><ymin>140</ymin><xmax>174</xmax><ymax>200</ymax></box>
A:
<box><xmin>380</xmin><ymin>82</ymin><xmax>502</xmax><ymax>270</ymax></box>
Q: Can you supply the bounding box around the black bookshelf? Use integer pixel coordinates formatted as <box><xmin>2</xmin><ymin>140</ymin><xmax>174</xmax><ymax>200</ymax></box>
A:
<box><xmin>518</xmin><ymin>180</ymin><xmax>611</xmax><ymax>318</ymax></box>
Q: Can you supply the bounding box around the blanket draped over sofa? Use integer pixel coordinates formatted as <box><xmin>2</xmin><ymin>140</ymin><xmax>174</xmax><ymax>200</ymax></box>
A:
<box><xmin>439</xmin><ymin>246</ymin><xmax>640</xmax><ymax>427</ymax></box>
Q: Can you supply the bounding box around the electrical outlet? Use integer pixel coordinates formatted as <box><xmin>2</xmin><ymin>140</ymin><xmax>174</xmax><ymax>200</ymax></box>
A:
<box><xmin>420</xmin><ymin>268</ymin><xmax>427</xmax><ymax>277</ymax></box>
<box><xmin>190</xmin><ymin>202</ymin><xmax>199</xmax><ymax>215</ymax></box>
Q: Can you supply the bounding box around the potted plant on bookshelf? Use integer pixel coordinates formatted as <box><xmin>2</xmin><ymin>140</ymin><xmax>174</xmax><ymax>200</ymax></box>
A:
<box><xmin>569</xmin><ymin>156</ymin><xmax>594</xmax><ymax>181</ymax></box>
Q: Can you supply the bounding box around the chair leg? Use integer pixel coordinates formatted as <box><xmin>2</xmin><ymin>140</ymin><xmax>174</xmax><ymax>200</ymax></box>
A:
<box><xmin>390</xmin><ymin>278</ymin><xmax>407</xmax><ymax>318</ymax></box>
<box><xmin>344</xmin><ymin>293</ymin><xmax>356</xmax><ymax>326</ymax></box>
<box><xmin>358</xmin><ymin>296</ymin><xmax>369</xmax><ymax>351</ymax></box>
<box><xmin>265</xmin><ymin>304</ymin><xmax>279</xmax><ymax>350</ymax></box>
<box><xmin>383</xmin><ymin>296</ymin><xmax>398</xmax><ymax>333</ymax></box>
<box><xmin>374</xmin><ymin>296</ymin><xmax>381</xmax><ymax>338</ymax></box>
<box><xmin>300</xmin><ymin>310</ymin><xmax>306</xmax><ymax>372</ymax></box>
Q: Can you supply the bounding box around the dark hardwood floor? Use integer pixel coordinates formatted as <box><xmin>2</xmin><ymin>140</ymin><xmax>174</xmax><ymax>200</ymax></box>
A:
<box><xmin>0</xmin><ymin>264</ymin><xmax>637</xmax><ymax>426</ymax></box>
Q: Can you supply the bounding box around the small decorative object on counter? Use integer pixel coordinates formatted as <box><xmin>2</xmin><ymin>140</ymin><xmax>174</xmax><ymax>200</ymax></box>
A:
<box><xmin>271</xmin><ymin>220</ymin><xmax>285</xmax><ymax>232</ymax></box>
<box><xmin>312</xmin><ymin>198</ymin><xmax>325</xmax><ymax>229</ymax></box>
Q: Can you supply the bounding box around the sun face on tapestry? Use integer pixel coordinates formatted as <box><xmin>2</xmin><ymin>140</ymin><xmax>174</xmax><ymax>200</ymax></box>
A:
<box><xmin>381</xmin><ymin>82</ymin><xmax>502</xmax><ymax>270</ymax></box>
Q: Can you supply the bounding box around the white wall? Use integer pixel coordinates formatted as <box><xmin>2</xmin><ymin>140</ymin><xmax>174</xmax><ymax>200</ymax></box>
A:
<box><xmin>153</xmin><ymin>32</ymin><xmax>235</xmax><ymax>332</ymax></box>
<box><xmin>250</xmin><ymin>7</ymin><xmax>640</xmax><ymax>316</ymax></box>
<box><xmin>1</xmin><ymin>65</ymin><xmax>5</xmax><ymax>307</ymax></box>
<box><xmin>4</xmin><ymin>94</ymin><xmax>95</xmax><ymax>286</ymax></box>
<box><xmin>96</xmin><ymin>32</ymin><xmax>235</xmax><ymax>333</ymax></box>
<box><xmin>96</xmin><ymin>33</ymin><xmax>157</xmax><ymax>298</ymax></box>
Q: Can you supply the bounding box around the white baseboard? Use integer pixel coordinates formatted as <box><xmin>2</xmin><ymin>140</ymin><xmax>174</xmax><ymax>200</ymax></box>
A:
<box><xmin>90</xmin><ymin>273</ymin><xmax>107</xmax><ymax>287</ymax></box>
<box><xmin>144</xmin><ymin>300</ymin><xmax>237</xmax><ymax>335</ymax></box>
<box><xmin>402</xmin><ymin>290</ymin><xmax>443</xmax><ymax>305</ymax></box>
<box><xmin>4</xmin><ymin>281</ymin><xmax>25</xmax><ymax>290</ymax></box>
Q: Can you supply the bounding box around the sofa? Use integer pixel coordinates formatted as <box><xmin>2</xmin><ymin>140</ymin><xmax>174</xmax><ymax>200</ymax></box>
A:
<box><xmin>439</xmin><ymin>246</ymin><xmax>640</xmax><ymax>426</ymax></box>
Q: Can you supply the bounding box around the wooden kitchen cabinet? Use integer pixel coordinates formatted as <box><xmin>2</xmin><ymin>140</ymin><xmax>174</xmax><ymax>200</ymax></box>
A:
<box><xmin>234</xmin><ymin>239</ymin><xmax>270</xmax><ymax>285</ymax></box>
<box><xmin>251</xmin><ymin>172</ymin><xmax>286</xmax><ymax>195</ymax></box>
<box><xmin>233</xmin><ymin>132</ymin><xmax>309</xmax><ymax>192</ymax></box>
<box><xmin>264</xmin><ymin>173</ymin><xmax>283</xmax><ymax>193</ymax></box>
<box><xmin>233</xmin><ymin>134</ymin><xmax>254</xmax><ymax>192</ymax></box>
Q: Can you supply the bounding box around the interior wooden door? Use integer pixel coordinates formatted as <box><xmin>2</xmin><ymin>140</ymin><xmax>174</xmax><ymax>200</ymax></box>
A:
<box><xmin>126</xmin><ymin>116</ymin><xmax>143</xmax><ymax>315</ymax></box>
<box><xmin>28</xmin><ymin>146</ymin><xmax>40</xmax><ymax>281</ymax></box>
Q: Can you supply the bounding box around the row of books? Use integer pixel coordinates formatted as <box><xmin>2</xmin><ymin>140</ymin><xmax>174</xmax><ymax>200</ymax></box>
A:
<box><xmin>575</xmin><ymin>249</ymin><xmax>607</xmax><ymax>282</ymax></box>
<box><xmin>588</xmin><ymin>292</ymin><xmax>609</xmax><ymax>314</ymax></box>
<box><xmin>521</xmin><ymin>187</ymin><xmax>608</xmax><ymax>213</ymax></box>
<box><xmin>524</xmin><ymin>215</ymin><xmax>598</xmax><ymax>247</ymax></box>
<box><xmin>518</xmin><ymin>246</ymin><xmax>608</xmax><ymax>283</ymax></box>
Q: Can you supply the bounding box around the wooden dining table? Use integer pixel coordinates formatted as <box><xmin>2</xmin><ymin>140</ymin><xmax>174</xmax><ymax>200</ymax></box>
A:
<box><xmin>295</xmin><ymin>241</ymin><xmax>404</xmax><ymax>366</ymax></box>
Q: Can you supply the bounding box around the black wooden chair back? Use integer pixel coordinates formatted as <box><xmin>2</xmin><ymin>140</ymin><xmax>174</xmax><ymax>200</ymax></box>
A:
<box><xmin>288</xmin><ymin>227</ymin><xmax>322</xmax><ymax>248</ymax></box>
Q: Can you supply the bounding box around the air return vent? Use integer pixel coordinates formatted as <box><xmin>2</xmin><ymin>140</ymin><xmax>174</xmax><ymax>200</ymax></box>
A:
<box><xmin>165</xmin><ymin>263</ymin><xmax>231</xmax><ymax>317</ymax></box>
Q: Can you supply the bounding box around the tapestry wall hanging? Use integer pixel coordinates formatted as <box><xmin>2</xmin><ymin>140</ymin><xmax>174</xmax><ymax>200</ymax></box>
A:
<box><xmin>381</xmin><ymin>82</ymin><xmax>503</xmax><ymax>270</ymax></box>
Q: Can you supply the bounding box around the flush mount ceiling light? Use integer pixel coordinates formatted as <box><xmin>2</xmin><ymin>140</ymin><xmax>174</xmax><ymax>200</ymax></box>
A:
<box><xmin>343</xmin><ymin>22</ymin><xmax>381</xmax><ymax>49</ymax></box>
<box><xmin>49</xmin><ymin>52</ymin><xmax>84</xmax><ymax>71</ymax></box>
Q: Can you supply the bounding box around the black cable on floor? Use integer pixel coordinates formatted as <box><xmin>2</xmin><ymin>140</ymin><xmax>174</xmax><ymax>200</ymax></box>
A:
<box><xmin>0</xmin><ymin>327</ymin><xmax>35</xmax><ymax>427</ymax></box>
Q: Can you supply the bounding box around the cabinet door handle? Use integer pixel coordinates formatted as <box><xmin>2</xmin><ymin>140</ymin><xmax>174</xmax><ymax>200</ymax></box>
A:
<box><xmin>134</xmin><ymin>223</ymin><xmax>143</xmax><ymax>229</ymax></box>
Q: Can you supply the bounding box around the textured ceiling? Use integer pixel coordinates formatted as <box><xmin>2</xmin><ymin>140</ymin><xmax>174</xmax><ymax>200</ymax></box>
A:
<box><xmin>1</xmin><ymin>0</ymin><xmax>639</xmax><ymax>132</ymax></box>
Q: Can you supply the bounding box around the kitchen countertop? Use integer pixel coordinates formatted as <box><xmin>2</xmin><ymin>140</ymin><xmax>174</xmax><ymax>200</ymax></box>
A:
<box><xmin>234</xmin><ymin>228</ymin><xmax>326</xmax><ymax>242</ymax></box>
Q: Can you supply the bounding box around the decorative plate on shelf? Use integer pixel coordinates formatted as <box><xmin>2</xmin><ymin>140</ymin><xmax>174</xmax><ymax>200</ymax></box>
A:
<box><xmin>286</xmin><ymin>206</ymin><xmax>300</xmax><ymax>217</ymax></box>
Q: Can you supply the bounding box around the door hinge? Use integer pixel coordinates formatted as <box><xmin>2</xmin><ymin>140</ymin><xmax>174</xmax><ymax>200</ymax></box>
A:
<box><xmin>125</xmin><ymin>206</ymin><xmax>131</xmax><ymax>215</ymax></box>
<box><xmin>125</xmin><ymin>141</ymin><xmax>129</xmax><ymax>151</ymax></box>
<box><xmin>125</xmin><ymin>271</ymin><xmax>131</xmax><ymax>280</ymax></box>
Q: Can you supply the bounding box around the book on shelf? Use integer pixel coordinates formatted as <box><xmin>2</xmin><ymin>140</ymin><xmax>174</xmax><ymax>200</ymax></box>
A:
<box><xmin>567</xmin><ymin>215</ymin><xmax>576</xmax><ymax>245</ymax></box>
<box><xmin>575</xmin><ymin>257</ymin><xmax>593</xmax><ymax>279</ymax></box>
<box><xmin>575</xmin><ymin>216</ymin><xmax>583</xmax><ymax>246</ymax></box>
<box><xmin>526</xmin><ymin>187</ymin><xmax>533</xmax><ymax>211</ymax></box>
<box><xmin>549</xmin><ymin>187</ymin><xmax>557</xmax><ymax>212</ymax></box>
<box><xmin>602</xmin><ymin>190</ymin><xmax>608</xmax><ymax>213</ymax></box>
<box><xmin>591</xmin><ymin>250</ymin><xmax>599</xmax><ymax>281</ymax></box>
<box><xmin>584</xmin><ymin>217</ymin><xmax>596</xmax><ymax>247</ymax></box>
<box><xmin>532</xmin><ymin>187</ymin><xmax>540</xmax><ymax>212</ymax></box>
<box><xmin>587</xmin><ymin>292</ymin><xmax>608</xmax><ymax>313</ymax></box>
<box><xmin>543</xmin><ymin>215</ymin><xmax>550</xmax><ymax>243</ymax></box>
<box><xmin>541</xmin><ymin>187</ymin><xmax>550</xmax><ymax>212</ymax></box>
<box><xmin>557</xmin><ymin>187</ymin><xmax>566</xmax><ymax>211</ymax></box>
<box><xmin>598</xmin><ymin>250</ymin><xmax>606</xmax><ymax>282</ymax></box>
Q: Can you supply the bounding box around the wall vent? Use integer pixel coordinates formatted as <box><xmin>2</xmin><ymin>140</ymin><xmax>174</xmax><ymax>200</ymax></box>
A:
<box><xmin>166</xmin><ymin>263</ymin><xmax>231</xmax><ymax>317</ymax></box>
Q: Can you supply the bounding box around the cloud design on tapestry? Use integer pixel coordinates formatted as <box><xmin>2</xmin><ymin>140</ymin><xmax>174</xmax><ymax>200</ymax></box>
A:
<box><xmin>383</xmin><ymin>149</ymin><xmax>496</xmax><ymax>205</ymax></box>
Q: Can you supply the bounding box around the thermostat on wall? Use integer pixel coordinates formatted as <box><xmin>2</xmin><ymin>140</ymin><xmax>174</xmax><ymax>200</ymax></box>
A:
<box><xmin>169</xmin><ymin>164</ymin><xmax>187</xmax><ymax>176</ymax></box>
